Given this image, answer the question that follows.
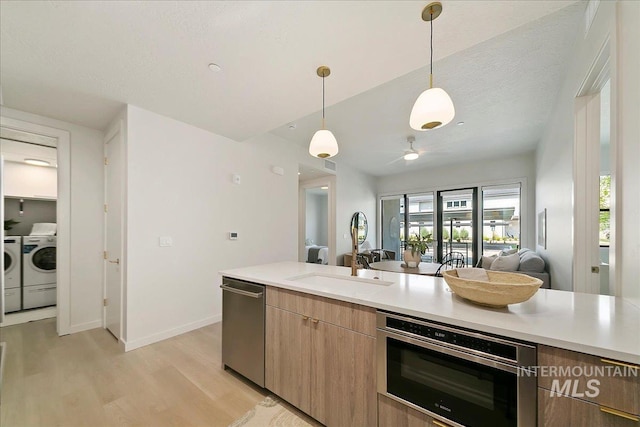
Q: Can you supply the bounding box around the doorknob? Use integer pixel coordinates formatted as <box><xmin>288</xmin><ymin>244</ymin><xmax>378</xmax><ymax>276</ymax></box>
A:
<box><xmin>109</xmin><ymin>258</ymin><xmax>120</xmax><ymax>265</ymax></box>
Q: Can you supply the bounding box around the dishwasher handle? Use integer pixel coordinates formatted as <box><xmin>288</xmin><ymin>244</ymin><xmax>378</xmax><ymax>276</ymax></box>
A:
<box><xmin>220</xmin><ymin>284</ymin><xmax>263</xmax><ymax>298</ymax></box>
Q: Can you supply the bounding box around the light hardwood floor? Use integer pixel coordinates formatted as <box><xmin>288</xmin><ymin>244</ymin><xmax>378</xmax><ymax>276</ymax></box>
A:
<box><xmin>0</xmin><ymin>319</ymin><xmax>312</xmax><ymax>427</ymax></box>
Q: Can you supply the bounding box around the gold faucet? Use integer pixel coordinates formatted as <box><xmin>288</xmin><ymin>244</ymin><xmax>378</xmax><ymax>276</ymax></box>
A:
<box><xmin>351</xmin><ymin>227</ymin><xmax>358</xmax><ymax>276</ymax></box>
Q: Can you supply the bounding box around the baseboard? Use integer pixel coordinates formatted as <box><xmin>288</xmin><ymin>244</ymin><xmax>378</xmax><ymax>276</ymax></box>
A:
<box><xmin>0</xmin><ymin>307</ymin><xmax>56</xmax><ymax>327</ymax></box>
<box><xmin>124</xmin><ymin>314</ymin><xmax>221</xmax><ymax>352</ymax></box>
<box><xmin>68</xmin><ymin>319</ymin><xmax>103</xmax><ymax>334</ymax></box>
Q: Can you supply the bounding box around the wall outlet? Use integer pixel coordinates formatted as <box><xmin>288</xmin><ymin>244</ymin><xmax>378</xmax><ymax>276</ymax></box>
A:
<box><xmin>159</xmin><ymin>236</ymin><xmax>173</xmax><ymax>247</ymax></box>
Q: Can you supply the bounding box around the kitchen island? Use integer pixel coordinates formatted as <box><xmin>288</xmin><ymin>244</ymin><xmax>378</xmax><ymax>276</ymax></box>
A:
<box><xmin>220</xmin><ymin>262</ymin><xmax>640</xmax><ymax>427</ymax></box>
<box><xmin>220</xmin><ymin>261</ymin><xmax>639</xmax><ymax>364</ymax></box>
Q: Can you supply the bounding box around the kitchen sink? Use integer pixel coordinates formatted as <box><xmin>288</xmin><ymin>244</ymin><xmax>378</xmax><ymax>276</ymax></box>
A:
<box><xmin>286</xmin><ymin>273</ymin><xmax>393</xmax><ymax>296</ymax></box>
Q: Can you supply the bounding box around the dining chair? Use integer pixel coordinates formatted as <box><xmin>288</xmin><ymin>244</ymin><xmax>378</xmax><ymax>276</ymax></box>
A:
<box><xmin>435</xmin><ymin>252</ymin><xmax>466</xmax><ymax>277</ymax></box>
<box><xmin>356</xmin><ymin>254</ymin><xmax>372</xmax><ymax>269</ymax></box>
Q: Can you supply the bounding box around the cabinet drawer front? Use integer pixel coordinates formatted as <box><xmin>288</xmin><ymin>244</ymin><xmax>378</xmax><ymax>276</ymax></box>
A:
<box><xmin>378</xmin><ymin>394</ymin><xmax>438</xmax><ymax>427</ymax></box>
<box><xmin>538</xmin><ymin>345</ymin><xmax>639</xmax><ymax>415</ymax></box>
<box><xmin>266</xmin><ymin>286</ymin><xmax>376</xmax><ymax>336</ymax></box>
<box><xmin>266</xmin><ymin>286</ymin><xmax>313</xmax><ymax>315</ymax></box>
<box><xmin>539</xmin><ymin>388</ymin><xmax>639</xmax><ymax>427</ymax></box>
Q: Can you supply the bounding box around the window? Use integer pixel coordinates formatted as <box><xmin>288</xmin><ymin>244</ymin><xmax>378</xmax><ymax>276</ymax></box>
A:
<box><xmin>482</xmin><ymin>184</ymin><xmax>521</xmax><ymax>257</ymax></box>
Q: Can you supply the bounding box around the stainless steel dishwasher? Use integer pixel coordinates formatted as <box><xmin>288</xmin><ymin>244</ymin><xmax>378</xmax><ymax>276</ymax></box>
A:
<box><xmin>221</xmin><ymin>277</ymin><xmax>265</xmax><ymax>387</ymax></box>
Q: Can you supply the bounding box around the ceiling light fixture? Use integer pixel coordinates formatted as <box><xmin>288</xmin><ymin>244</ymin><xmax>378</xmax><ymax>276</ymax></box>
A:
<box><xmin>410</xmin><ymin>2</ymin><xmax>455</xmax><ymax>131</ymax></box>
<box><xmin>321</xmin><ymin>186</ymin><xmax>329</xmax><ymax>190</ymax></box>
<box><xmin>309</xmin><ymin>66</ymin><xmax>338</xmax><ymax>159</ymax></box>
<box><xmin>24</xmin><ymin>158</ymin><xmax>50</xmax><ymax>167</ymax></box>
<box><xmin>208</xmin><ymin>63</ymin><xmax>222</xmax><ymax>72</ymax></box>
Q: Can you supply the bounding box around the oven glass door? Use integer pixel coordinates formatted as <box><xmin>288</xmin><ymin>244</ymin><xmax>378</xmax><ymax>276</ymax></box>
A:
<box><xmin>387</xmin><ymin>336</ymin><xmax>517</xmax><ymax>427</ymax></box>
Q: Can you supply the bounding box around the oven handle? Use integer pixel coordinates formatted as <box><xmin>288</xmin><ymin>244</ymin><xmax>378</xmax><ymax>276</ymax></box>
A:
<box><xmin>378</xmin><ymin>329</ymin><xmax>524</xmax><ymax>375</ymax></box>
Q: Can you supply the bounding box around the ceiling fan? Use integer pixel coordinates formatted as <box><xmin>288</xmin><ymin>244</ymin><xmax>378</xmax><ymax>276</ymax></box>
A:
<box><xmin>386</xmin><ymin>136</ymin><xmax>451</xmax><ymax>166</ymax></box>
<box><xmin>386</xmin><ymin>136</ymin><xmax>423</xmax><ymax>165</ymax></box>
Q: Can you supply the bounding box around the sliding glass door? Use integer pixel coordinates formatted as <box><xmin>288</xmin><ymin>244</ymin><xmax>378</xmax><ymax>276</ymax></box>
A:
<box><xmin>407</xmin><ymin>193</ymin><xmax>435</xmax><ymax>262</ymax></box>
<box><xmin>437</xmin><ymin>188</ymin><xmax>479</xmax><ymax>266</ymax></box>
<box><xmin>381</xmin><ymin>196</ymin><xmax>404</xmax><ymax>261</ymax></box>
<box><xmin>382</xmin><ymin>184</ymin><xmax>523</xmax><ymax>267</ymax></box>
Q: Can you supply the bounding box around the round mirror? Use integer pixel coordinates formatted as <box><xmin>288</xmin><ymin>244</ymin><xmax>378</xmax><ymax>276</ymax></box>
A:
<box><xmin>350</xmin><ymin>212</ymin><xmax>368</xmax><ymax>244</ymax></box>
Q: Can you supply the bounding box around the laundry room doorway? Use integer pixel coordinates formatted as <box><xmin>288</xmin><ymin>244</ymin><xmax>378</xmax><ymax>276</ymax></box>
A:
<box><xmin>0</xmin><ymin>117</ymin><xmax>71</xmax><ymax>334</ymax></box>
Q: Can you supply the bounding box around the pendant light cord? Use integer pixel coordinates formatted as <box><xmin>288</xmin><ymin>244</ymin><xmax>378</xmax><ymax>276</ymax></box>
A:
<box><xmin>429</xmin><ymin>8</ymin><xmax>433</xmax><ymax>88</ymax></box>
<box><xmin>322</xmin><ymin>74</ymin><xmax>325</xmax><ymax>128</ymax></box>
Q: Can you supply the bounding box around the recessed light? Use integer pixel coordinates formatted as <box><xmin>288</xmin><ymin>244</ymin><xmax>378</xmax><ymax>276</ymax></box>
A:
<box><xmin>321</xmin><ymin>186</ymin><xmax>329</xmax><ymax>190</ymax></box>
<box><xmin>288</xmin><ymin>123</ymin><xmax>297</xmax><ymax>130</ymax></box>
<box><xmin>24</xmin><ymin>159</ymin><xmax>50</xmax><ymax>167</ymax></box>
<box><xmin>298</xmin><ymin>172</ymin><xmax>301</xmax><ymax>175</ymax></box>
<box><xmin>457</xmin><ymin>121</ymin><xmax>465</xmax><ymax>126</ymax></box>
<box><xmin>208</xmin><ymin>63</ymin><xmax>222</xmax><ymax>72</ymax></box>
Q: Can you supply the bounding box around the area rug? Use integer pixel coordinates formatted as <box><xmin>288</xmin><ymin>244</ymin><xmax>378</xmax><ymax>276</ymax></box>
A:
<box><xmin>229</xmin><ymin>396</ymin><xmax>314</xmax><ymax>427</ymax></box>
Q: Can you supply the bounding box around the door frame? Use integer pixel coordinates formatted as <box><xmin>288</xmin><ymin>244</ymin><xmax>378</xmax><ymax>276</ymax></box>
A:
<box><xmin>299</xmin><ymin>176</ymin><xmax>336</xmax><ymax>265</ymax></box>
<box><xmin>573</xmin><ymin>38</ymin><xmax>614</xmax><ymax>294</ymax></box>
<box><xmin>0</xmin><ymin>116</ymin><xmax>71</xmax><ymax>335</ymax></box>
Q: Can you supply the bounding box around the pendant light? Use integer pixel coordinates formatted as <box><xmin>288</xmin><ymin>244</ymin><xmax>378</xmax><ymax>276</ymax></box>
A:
<box><xmin>309</xmin><ymin>66</ymin><xmax>339</xmax><ymax>159</ymax></box>
<box><xmin>410</xmin><ymin>2</ymin><xmax>455</xmax><ymax>131</ymax></box>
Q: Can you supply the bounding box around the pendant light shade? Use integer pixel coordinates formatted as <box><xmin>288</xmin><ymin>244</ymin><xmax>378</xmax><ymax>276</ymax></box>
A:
<box><xmin>309</xmin><ymin>129</ymin><xmax>339</xmax><ymax>159</ymax></box>
<box><xmin>309</xmin><ymin>66</ymin><xmax>338</xmax><ymax>159</ymax></box>
<box><xmin>410</xmin><ymin>2</ymin><xmax>455</xmax><ymax>131</ymax></box>
<box><xmin>410</xmin><ymin>87</ymin><xmax>455</xmax><ymax>130</ymax></box>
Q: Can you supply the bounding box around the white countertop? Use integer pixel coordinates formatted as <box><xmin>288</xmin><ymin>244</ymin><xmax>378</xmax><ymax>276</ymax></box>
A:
<box><xmin>219</xmin><ymin>262</ymin><xmax>640</xmax><ymax>364</ymax></box>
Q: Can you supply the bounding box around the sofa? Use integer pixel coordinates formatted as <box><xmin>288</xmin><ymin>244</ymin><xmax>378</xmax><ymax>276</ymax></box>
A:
<box><xmin>476</xmin><ymin>248</ymin><xmax>550</xmax><ymax>289</ymax></box>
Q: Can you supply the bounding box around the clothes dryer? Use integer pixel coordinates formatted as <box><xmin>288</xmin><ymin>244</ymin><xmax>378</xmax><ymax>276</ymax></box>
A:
<box><xmin>22</xmin><ymin>236</ymin><xmax>56</xmax><ymax>309</ymax></box>
<box><xmin>4</xmin><ymin>236</ymin><xmax>22</xmax><ymax>312</ymax></box>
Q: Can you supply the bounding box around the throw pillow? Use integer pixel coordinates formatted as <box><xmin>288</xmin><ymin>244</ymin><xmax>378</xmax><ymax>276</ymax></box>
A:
<box><xmin>519</xmin><ymin>251</ymin><xmax>545</xmax><ymax>272</ymax></box>
<box><xmin>479</xmin><ymin>254</ymin><xmax>498</xmax><ymax>270</ymax></box>
<box><xmin>499</xmin><ymin>248</ymin><xmax>518</xmax><ymax>256</ymax></box>
<box><xmin>490</xmin><ymin>253</ymin><xmax>520</xmax><ymax>271</ymax></box>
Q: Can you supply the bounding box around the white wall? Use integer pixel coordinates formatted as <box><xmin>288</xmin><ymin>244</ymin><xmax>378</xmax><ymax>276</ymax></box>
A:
<box><xmin>536</xmin><ymin>1</ymin><xmax>640</xmax><ymax>299</ymax></box>
<box><xmin>0</xmin><ymin>106</ymin><xmax>105</xmax><ymax>332</ymax></box>
<box><xmin>335</xmin><ymin>164</ymin><xmax>378</xmax><ymax>264</ymax></box>
<box><xmin>123</xmin><ymin>105</ymin><xmax>298</xmax><ymax>350</ymax></box>
<box><xmin>616</xmin><ymin>1</ymin><xmax>640</xmax><ymax>307</ymax></box>
<box><xmin>305</xmin><ymin>192</ymin><xmax>328</xmax><ymax>246</ymax></box>
<box><xmin>377</xmin><ymin>152</ymin><xmax>536</xmax><ymax>251</ymax></box>
<box><xmin>2</xmin><ymin>161</ymin><xmax>57</xmax><ymax>199</ymax></box>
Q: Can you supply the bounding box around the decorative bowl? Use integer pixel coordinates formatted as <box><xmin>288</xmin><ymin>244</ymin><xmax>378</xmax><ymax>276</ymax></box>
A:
<box><xmin>442</xmin><ymin>269</ymin><xmax>542</xmax><ymax>307</ymax></box>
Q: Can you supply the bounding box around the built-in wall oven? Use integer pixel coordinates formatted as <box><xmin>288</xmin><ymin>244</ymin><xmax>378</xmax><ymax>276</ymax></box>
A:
<box><xmin>377</xmin><ymin>311</ymin><xmax>537</xmax><ymax>427</ymax></box>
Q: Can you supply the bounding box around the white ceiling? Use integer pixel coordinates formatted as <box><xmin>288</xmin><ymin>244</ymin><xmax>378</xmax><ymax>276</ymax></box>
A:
<box><xmin>273</xmin><ymin>2</ymin><xmax>584</xmax><ymax>176</ymax></box>
<box><xmin>1</xmin><ymin>0</ymin><xmax>576</xmax><ymax>149</ymax></box>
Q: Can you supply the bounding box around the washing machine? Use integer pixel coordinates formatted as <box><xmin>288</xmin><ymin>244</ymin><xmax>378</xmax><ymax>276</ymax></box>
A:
<box><xmin>4</xmin><ymin>236</ymin><xmax>22</xmax><ymax>313</ymax></box>
<box><xmin>22</xmin><ymin>235</ymin><xmax>57</xmax><ymax>309</ymax></box>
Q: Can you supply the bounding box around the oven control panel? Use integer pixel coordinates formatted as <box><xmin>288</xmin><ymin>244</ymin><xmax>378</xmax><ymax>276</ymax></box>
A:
<box><xmin>387</xmin><ymin>316</ymin><xmax>517</xmax><ymax>361</ymax></box>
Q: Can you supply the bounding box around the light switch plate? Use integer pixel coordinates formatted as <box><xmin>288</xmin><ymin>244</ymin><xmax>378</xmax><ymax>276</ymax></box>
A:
<box><xmin>159</xmin><ymin>236</ymin><xmax>173</xmax><ymax>247</ymax></box>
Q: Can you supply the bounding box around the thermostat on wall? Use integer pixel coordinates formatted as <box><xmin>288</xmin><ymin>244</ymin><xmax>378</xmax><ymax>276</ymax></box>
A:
<box><xmin>229</xmin><ymin>232</ymin><xmax>238</xmax><ymax>240</ymax></box>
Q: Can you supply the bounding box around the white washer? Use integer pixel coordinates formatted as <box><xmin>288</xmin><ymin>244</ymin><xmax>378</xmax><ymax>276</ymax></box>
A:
<box><xmin>22</xmin><ymin>236</ymin><xmax>57</xmax><ymax>309</ymax></box>
<box><xmin>4</xmin><ymin>236</ymin><xmax>22</xmax><ymax>312</ymax></box>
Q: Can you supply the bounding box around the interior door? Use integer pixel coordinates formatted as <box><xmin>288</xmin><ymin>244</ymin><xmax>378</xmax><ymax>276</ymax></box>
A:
<box><xmin>105</xmin><ymin>124</ymin><xmax>123</xmax><ymax>339</ymax></box>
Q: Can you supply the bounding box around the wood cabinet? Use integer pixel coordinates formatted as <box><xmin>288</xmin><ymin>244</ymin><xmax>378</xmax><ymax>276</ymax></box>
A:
<box><xmin>265</xmin><ymin>287</ymin><xmax>377</xmax><ymax>427</ymax></box>
<box><xmin>378</xmin><ymin>394</ymin><xmax>446</xmax><ymax>427</ymax></box>
<box><xmin>538</xmin><ymin>345</ymin><xmax>639</xmax><ymax>426</ymax></box>
<box><xmin>539</xmin><ymin>388</ymin><xmax>639</xmax><ymax>427</ymax></box>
